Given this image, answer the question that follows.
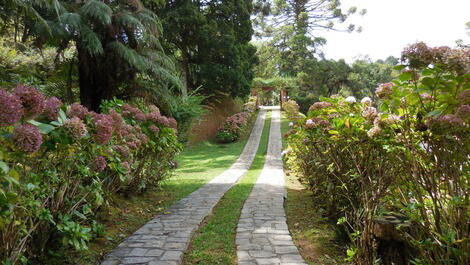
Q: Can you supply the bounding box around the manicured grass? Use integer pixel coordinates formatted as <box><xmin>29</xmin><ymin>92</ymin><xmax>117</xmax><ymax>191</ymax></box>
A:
<box><xmin>182</xmin><ymin>111</ymin><xmax>272</xmax><ymax>265</ymax></box>
<box><xmin>281</xmin><ymin>113</ymin><xmax>345</xmax><ymax>265</ymax></box>
<box><xmin>280</xmin><ymin>111</ymin><xmax>290</xmax><ymax>150</ymax></box>
<box><xmin>64</xmin><ymin>115</ymin><xmax>260</xmax><ymax>265</ymax></box>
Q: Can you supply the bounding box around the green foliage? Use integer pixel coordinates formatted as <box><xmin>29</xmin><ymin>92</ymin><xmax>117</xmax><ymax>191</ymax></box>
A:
<box><xmin>285</xmin><ymin>44</ymin><xmax>470</xmax><ymax>264</ymax></box>
<box><xmin>158</xmin><ymin>0</ymin><xmax>258</xmax><ymax>98</ymax></box>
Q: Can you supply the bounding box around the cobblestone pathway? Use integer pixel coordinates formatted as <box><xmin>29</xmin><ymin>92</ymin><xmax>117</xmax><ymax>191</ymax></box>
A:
<box><xmin>101</xmin><ymin>109</ymin><xmax>267</xmax><ymax>265</ymax></box>
<box><xmin>236</xmin><ymin>107</ymin><xmax>307</xmax><ymax>265</ymax></box>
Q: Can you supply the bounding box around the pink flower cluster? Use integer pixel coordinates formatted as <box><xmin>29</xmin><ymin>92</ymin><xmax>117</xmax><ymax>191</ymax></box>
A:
<box><xmin>13</xmin><ymin>124</ymin><xmax>43</xmax><ymax>152</ymax></box>
<box><xmin>67</xmin><ymin>103</ymin><xmax>89</xmax><ymax>119</ymax></box>
<box><xmin>427</xmin><ymin>114</ymin><xmax>465</xmax><ymax>133</ymax></box>
<box><xmin>0</xmin><ymin>90</ymin><xmax>23</xmax><ymax>126</ymax></box>
<box><xmin>305</xmin><ymin>118</ymin><xmax>330</xmax><ymax>129</ymax></box>
<box><xmin>64</xmin><ymin>117</ymin><xmax>88</xmax><ymax>139</ymax></box>
<box><xmin>92</xmin><ymin>156</ymin><xmax>107</xmax><ymax>172</ymax></box>
<box><xmin>375</xmin><ymin>83</ymin><xmax>393</xmax><ymax>99</ymax></box>
<box><xmin>93</xmin><ymin>113</ymin><xmax>114</xmax><ymax>145</ymax></box>
<box><xmin>44</xmin><ymin>97</ymin><xmax>62</xmax><ymax>121</ymax></box>
<box><xmin>402</xmin><ymin>42</ymin><xmax>470</xmax><ymax>74</ymax></box>
<box><xmin>362</xmin><ymin>107</ymin><xmax>378</xmax><ymax>121</ymax></box>
<box><xmin>309</xmin><ymin>101</ymin><xmax>333</xmax><ymax>111</ymax></box>
<box><xmin>14</xmin><ymin>85</ymin><xmax>46</xmax><ymax>119</ymax></box>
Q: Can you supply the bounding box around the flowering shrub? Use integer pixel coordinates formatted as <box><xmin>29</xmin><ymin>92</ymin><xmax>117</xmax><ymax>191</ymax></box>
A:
<box><xmin>215</xmin><ymin>111</ymin><xmax>254</xmax><ymax>143</ymax></box>
<box><xmin>286</xmin><ymin>43</ymin><xmax>469</xmax><ymax>264</ymax></box>
<box><xmin>283</xmin><ymin>99</ymin><xmax>306</xmax><ymax>121</ymax></box>
<box><xmin>0</xmin><ymin>86</ymin><xmax>181</xmax><ymax>264</ymax></box>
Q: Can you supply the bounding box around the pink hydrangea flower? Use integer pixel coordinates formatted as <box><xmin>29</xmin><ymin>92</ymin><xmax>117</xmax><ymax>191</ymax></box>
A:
<box><xmin>67</xmin><ymin>103</ymin><xmax>89</xmax><ymax>119</ymax></box>
<box><xmin>309</xmin><ymin>101</ymin><xmax>333</xmax><ymax>111</ymax></box>
<box><xmin>0</xmin><ymin>90</ymin><xmax>23</xmax><ymax>126</ymax></box>
<box><xmin>43</xmin><ymin>97</ymin><xmax>62</xmax><ymax>121</ymax></box>
<box><xmin>92</xmin><ymin>156</ymin><xmax>107</xmax><ymax>172</ymax></box>
<box><xmin>93</xmin><ymin>114</ymin><xmax>114</xmax><ymax>145</ymax></box>
<box><xmin>367</xmin><ymin>126</ymin><xmax>382</xmax><ymax>138</ymax></box>
<box><xmin>113</xmin><ymin>145</ymin><xmax>130</xmax><ymax>158</ymax></box>
<box><xmin>149</xmin><ymin>125</ymin><xmax>160</xmax><ymax>134</ymax></box>
<box><xmin>168</xmin><ymin>117</ymin><xmax>178</xmax><ymax>129</ymax></box>
<box><xmin>455</xmin><ymin>104</ymin><xmax>470</xmax><ymax>121</ymax></box>
<box><xmin>362</xmin><ymin>107</ymin><xmax>378</xmax><ymax>121</ymax></box>
<box><xmin>14</xmin><ymin>84</ymin><xmax>46</xmax><ymax>119</ymax></box>
<box><xmin>64</xmin><ymin>117</ymin><xmax>88</xmax><ymax>139</ymax></box>
<box><xmin>375</xmin><ymin>83</ymin><xmax>394</xmax><ymax>99</ymax></box>
<box><xmin>13</xmin><ymin>124</ymin><xmax>43</xmax><ymax>152</ymax></box>
<box><xmin>121</xmin><ymin>161</ymin><xmax>131</xmax><ymax>173</ymax></box>
<box><xmin>459</xmin><ymin>90</ymin><xmax>470</xmax><ymax>105</ymax></box>
<box><xmin>360</xmin><ymin>97</ymin><xmax>372</xmax><ymax>106</ymax></box>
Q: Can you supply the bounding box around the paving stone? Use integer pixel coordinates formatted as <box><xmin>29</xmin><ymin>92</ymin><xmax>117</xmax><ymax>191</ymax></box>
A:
<box><xmin>160</xmin><ymin>251</ymin><xmax>183</xmax><ymax>261</ymax></box>
<box><xmin>236</xmin><ymin>108</ymin><xmax>306</xmax><ymax>265</ymax></box>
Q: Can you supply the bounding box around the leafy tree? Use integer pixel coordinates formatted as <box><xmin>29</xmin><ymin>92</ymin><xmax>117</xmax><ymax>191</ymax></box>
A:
<box><xmin>158</xmin><ymin>0</ymin><xmax>258</xmax><ymax>98</ymax></box>
<box><xmin>3</xmin><ymin>0</ymin><xmax>182</xmax><ymax>111</ymax></box>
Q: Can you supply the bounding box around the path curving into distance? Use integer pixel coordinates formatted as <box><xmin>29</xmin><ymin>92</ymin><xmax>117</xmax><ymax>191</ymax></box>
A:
<box><xmin>236</xmin><ymin>107</ymin><xmax>307</xmax><ymax>265</ymax></box>
<box><xmin>101</xmin><ymin>109</ymin><xmax>267</xmax><ymax>265</ymax></box>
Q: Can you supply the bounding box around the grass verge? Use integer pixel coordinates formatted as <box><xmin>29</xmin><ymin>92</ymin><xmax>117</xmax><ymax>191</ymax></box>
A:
<box><xmin>182</xmin><ymin>111</ymin><xmax>272</xmax><ymax>265</ymax></box>
<box><xmin>64</xmin><ymin>113</ymin><xmax>261</xmax><ymax>265</ymax></box>
<box><xmin>281</xmin><ymin>112</ymin><xmax>345</xmax><ymax>265</ymax></box>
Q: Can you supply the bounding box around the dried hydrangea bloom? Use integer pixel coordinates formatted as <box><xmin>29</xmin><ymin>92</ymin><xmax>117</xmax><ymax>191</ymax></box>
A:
<box><xmin>375</xmin><ymin>83</ymin><xmax>393</xmax><ymax>99</ymax></box>
<box><xmin>121</xmin><ymin>161</ymin><xmax>131</xmax><ymax>173</ymax></box>
<box><xmin>14</xmin><ymin>84</ymin><xmax>46</xmax><ymax>119</ymax></box>
<box><xmin>401</xmin><ymin>42</ymin><xmax>434</xmax><ymax>68</ymax></box>
<box><xmin>0</xmin><ymin>90</ymin><xmax>23</xmax><ymax>126</ymax></box>
<box><xmin>362</xmin><ymin>107</ymin><xmax>378</xmax><ymax>121</ymax></box>
<box><xmin>109</xmin><ymin>109</ymin><xmax>123</xmax><ymax>131</ymax></box>
<box><xmin>442</xmin><ymin>48</ymin><xmax>470</xmax><ymax>75</ymax></box>
<box><xmin>455</xmin><ymin>104</ymin><xmax>470</xmax><ymax>121</ymax></box>
<box><xmin>458</xmin><ymin>90</ymin><xmax>470</xmax><ymax>105</ymax></box>
<box><xmin>168</xmin><ymin>117</ymin><xmax>178</xmax><ymax>129</ymax></box>
<box><xmin>43</xmin><ymin>97</ymin><xmax>62</xmax><ymax>121</ymax></box>
<box><xmin>360</xmin><ymin>97</ymin><xmax>372</xmax><ymax>106</ymax></box>
<box><xmin>94</xmin><ymin>114</ymin><xmax>114</xmax><ymax>145</ymax></box>
<box><xmin>67</xmin><ymin>103</ymin><xmax>89</xmax><ymax>119</ymax></box>
<box><xmin>305</xmin><ymin>118</ymin><xmax>330</xmax><ymax>129</ymax></box>
<box><xmin>309</xmin><ymin>101</ymin><xmax>333</xmax><ymax>111</ymax></box>
<box><xmin>92</xmin><ymin>156</ymin><xmax>107</xmax><ymax>172</ymax></box>
<box><xmin>148</xmin><ymin>105</ymin><xmax>160</xmax><ymax>115</ymax></box>
<box><xmin>157</xmin><ymin>116</ymin><xmax>170</xmax><ymax>127</ymax></box>
<box><xmin>149</xmin><ymin>125</ymin><xmax>160</xmax><ymax>134</ymax></box>
<box><xmin>13</xmin><ymin>123</ymin><xmax>43</xmax><ymax>152</ymax></box>
<box><xmin>345</xmin><ymin>96</ymin><xmax>357</xmax><ymax>103</ymax></box>
<box><xmin>64</xmin><ymin>117</ymin><xmax>88</xmax><ymax>139</ymax></box>
<box><xmin>146</xmin><ymin>111</ymin><xmax>161</xmax><ymax>123</ymax></box>
<box><xmin>122</xmin><ymin>104</ymin><xmax>146</xmax><ymax>121</ymax></box>
<box><xmin>367</xmin><ymin>126</ymin><xmax>382</xmax><ymax>138</ymax></box>
<box><xmin>113</xmin><ymin>145</ymin><xmax>130</xmax><ymax>158</ymax></box>
<box><xmin>138</xmin><ymin>133</ymin><xmax>149</xmax><ymax>144</ymax></box>
<box><xmin>427</xmin><ymin>114</ymin><xmax>465</xmax><ymax>133</ymax></box>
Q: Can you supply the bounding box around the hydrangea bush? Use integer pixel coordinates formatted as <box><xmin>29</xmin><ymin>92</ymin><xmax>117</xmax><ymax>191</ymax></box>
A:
<box><xmin>215</xmin><ymin>109</ymin><xmax>256</xmax><ymax>143</ymax></box>
<box><xmin>0</xmin><ymin>86</ymin><xmax>181</xmax><ymax>264</ymax></box>
<box><xmin>285</xmin><ymin>43</ymin><xmax>469</xmax><ymax>264</ymax></box>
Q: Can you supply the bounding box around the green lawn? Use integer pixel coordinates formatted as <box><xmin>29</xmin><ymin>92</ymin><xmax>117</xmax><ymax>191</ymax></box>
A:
<box><xmin>64</xmin><ymin>114</ymin><xmax>260</xmax><ymax>265</ymax></box>
<box><xmin>182</xmin><ymin>111</ymin><xmax>272</xmax><ymax>265</ymax></box>
<box><xmin>280</xmin><ymin>111</ymin><xmax>290</xmax><ymax>150</ymax></box>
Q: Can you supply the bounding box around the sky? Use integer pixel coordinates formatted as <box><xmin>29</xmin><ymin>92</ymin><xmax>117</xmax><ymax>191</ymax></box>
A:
<box><xmin>320</xmin><ymin>0</ymin><xmax>470</xmax><ymax>63</ymax></box>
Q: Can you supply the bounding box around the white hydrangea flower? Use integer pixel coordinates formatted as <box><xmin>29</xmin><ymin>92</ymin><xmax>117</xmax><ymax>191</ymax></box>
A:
<box><xmin>345</xmin><ymin>96</ymin><xmax>357</xmax><ymax>103</ymax></box>
<box><xmin>361</xmin><ymin>97</ymin><xmax>372</xmax><ymax>106</ymax></box>
<box><xmin>306</xmin><ymin>119</ymin><xmax>314</xmax><ymax>125</ymax></box>
<box><xmin>289</xmin><ymin>122</ymin><xmax>294</xmax><ymax>127</ymax></box>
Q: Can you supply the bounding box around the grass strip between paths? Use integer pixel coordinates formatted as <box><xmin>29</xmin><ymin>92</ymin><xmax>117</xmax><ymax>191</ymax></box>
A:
<box><xmin>182</xmin><ymin>111</ymin><xmax>272</xmax><ymax>265</ymax></box>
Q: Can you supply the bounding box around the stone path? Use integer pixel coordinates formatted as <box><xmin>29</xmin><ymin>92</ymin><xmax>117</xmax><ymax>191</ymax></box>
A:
<box><xmin>101</xmin><ymin>109</ymin><xmax>267</xmax><ymax>265</ymax></box>
<box><xmin>236</xmin><ymin>107</ymin><xmax>307</xmax><ymax>265</ymax></box>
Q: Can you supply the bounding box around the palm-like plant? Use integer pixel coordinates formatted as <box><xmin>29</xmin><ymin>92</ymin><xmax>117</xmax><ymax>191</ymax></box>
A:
<box><xmin>8</xmin><ymin>0</ymin><xmax>181</xmax><ymax>111</ymax></box>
